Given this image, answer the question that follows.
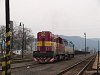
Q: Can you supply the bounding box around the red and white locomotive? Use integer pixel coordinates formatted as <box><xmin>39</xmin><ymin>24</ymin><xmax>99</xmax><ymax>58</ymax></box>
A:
<box><xmin>33</xmin><ymin>31</ymin><xmax>74</xmax><ymax>63</ymax></box>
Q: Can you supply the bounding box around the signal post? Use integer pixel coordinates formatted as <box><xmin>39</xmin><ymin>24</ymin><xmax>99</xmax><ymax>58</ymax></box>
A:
<box><xmin>2</xmin><ymin>0</ymin><xmax>11</xmax><ymax>75</ymax></box>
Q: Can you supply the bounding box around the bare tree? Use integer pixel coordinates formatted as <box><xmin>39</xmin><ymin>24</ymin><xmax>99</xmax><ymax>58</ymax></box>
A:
<box><xmin>0</xmin><ymin>25</ymin><xmax>34</xmax><ymax>51</ymax></box>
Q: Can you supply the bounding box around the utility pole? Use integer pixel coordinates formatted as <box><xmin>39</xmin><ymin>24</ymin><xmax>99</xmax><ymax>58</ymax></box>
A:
<box><xmin>73</xmin><ymin>44</ymin><xmax>74</xmax><ymax>52</ymax></box>
<box><xmin>20</xmin><ymin>23</ymin><xmax>24</xmax><ymax>58</ymax></box>
<box><xmin>2</xmin><ymin>0</ymin><xmax>11</xmax><ymax>75</ymax></box>
<box><xmin>84</xmin><ymin>32</ymin><xmax>86</xmax><ymax>56</ymax></box>
<box><xmin>97</xmin><ymin>40</ymin><xmax>99</xmax><ymax>74</ymax></box>
<box><xmin>5</xmin><ymin>0</ymin><xmax>11</xmax><ymax>74</ymax></box>
<box><xmin>24</xmin><ymin>32</ymin><xmax>26</xmax><ymax>50</ymax></box>
<box><xmin>10</xmin><ymin>21</ymin><xmax>14</xmax><ymax>58</ymax></box>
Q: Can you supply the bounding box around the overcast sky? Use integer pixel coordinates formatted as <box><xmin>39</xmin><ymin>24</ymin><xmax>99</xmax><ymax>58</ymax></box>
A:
<box><xmin>0</xmin><ymin>0</ymin><xmax>100</xmax><ymax>38</ymax></box>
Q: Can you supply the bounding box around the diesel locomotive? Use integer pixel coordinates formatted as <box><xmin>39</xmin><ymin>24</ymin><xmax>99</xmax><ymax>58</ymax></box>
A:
<box><xmin>33</xmin><ymin>31</ymin><xmax>74</xmax><ymax>63</ymax></box>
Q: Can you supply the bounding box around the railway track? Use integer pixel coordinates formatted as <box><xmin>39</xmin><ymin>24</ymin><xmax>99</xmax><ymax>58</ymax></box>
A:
<box><xmin>0</xmin><ymin>60</ymin><xmax>33</xmax><ymax>71</ymax></box>
<box><xmin>11</xmin><ymin>55</ymin><xmax>87</xmax><ymax>71</ymax></box>
<box><xmin>6</xmin><ymin>54</ymin><xmax>94</xmax><ymax>75</ymax></box>
<box><xmin>11</xmin><ymin>61</ymin><xmax>50</xmax><ymax>73</ymax></box>
<box><xmin>11</xmin><ymin>62</ymin><xmax>42</xmax><ymax>72</ymax></box>
<box><xmin>57</xmin><ymin>55</ymin><xmax>96</xmax><ymax>75</ymax></box>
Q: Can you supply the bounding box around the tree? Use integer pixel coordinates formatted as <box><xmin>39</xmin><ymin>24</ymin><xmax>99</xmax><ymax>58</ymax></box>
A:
<box><xmin>0</xmin><ymin>25</ymin><xmax>34</xmax><ymax>51</ymax></box>
<box><xmin>0</xmin><ymin>26</ymin><xmax>6</xmax><ymax>50</ymax></box>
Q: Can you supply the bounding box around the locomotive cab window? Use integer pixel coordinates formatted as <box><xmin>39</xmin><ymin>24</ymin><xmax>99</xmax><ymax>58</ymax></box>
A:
<box><xmin>64</xmin><ymin>40</ymin><xmax>68</xmax><ymax>46</ymax></box>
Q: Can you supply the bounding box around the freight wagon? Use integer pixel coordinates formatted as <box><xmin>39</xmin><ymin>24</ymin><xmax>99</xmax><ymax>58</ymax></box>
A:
<box><xmin>33</xmin><ymin>31</ymin><xmax>74</xmax><ymax>63</ymax></box>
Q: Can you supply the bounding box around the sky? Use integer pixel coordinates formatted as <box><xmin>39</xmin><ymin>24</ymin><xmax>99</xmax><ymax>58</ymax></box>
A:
<box><xmin>0</xmin><ymin>0</ymin><xmax>100</xmax><ymax>38</ymax></box>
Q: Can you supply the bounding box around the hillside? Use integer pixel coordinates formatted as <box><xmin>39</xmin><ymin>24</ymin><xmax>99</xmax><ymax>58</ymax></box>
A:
<box><xmin>59</xmin><ymin>35</ymin><xmax>99</xmax><ymax>50</ymax></box>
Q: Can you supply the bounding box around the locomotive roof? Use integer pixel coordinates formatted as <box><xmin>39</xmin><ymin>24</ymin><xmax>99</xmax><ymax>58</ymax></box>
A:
<box><xmin>42</xmin><ymin>31</ymin><xmax>51</xmax><ymax>33</ymax></box>
<box><xmin>38</xmin><ymin>31</ymin><xmax>52</xmax><ymax>33</ymax></box>
<box><xmin>63</xmin><ymin>39</ymin><xmax>68</xmax><ymax>42</ymax></box>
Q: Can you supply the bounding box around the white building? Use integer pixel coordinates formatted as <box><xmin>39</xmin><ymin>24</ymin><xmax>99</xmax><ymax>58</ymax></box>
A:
<box><xmin>13</xmin><ymin>50</ymin><xmax>22</xmax><ymax>55</ymax></box>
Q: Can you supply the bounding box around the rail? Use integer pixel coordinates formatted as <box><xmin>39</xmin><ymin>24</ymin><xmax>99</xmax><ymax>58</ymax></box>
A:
<box><xmin>57</xmin><ymin>55</ymin><xmax>96</xmax><ymax>75</ymax></box>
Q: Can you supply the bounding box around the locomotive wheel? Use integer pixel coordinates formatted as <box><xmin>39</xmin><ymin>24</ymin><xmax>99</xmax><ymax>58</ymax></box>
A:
<box><xmin>65</xmin><ymin>55</ymin><xmax>68</xmax><ymax>60</ymax></box>
<box><xmin>57</xmin><ymin>55</ymin><xmax>60</xmax><ymax>61</ymax></box>
<box><xmin>68</xmin><ymin>54</ymin><xmax>71</xmax><ymax>60</ymax></box>
<box><xmin>63</xmin><ymin>54</ymin><xmax>66</xmax><ymax>60</ymax></box>
<box><xmin>72</xmin><ymin>54</ymin><xmax>74</xmax><ymax>58</ymax></box>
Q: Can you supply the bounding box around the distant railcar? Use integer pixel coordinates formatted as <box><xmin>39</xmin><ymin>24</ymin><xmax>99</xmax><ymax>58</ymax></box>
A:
<box><xmin>33</xmin><ymin>31</ymin><xmax>74</xmax><ymax>63</ymax></box>
<box><xmin>75</xmin><ymin>50</ymin><xmax>90</xmax><ymax>55</ymax></box>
